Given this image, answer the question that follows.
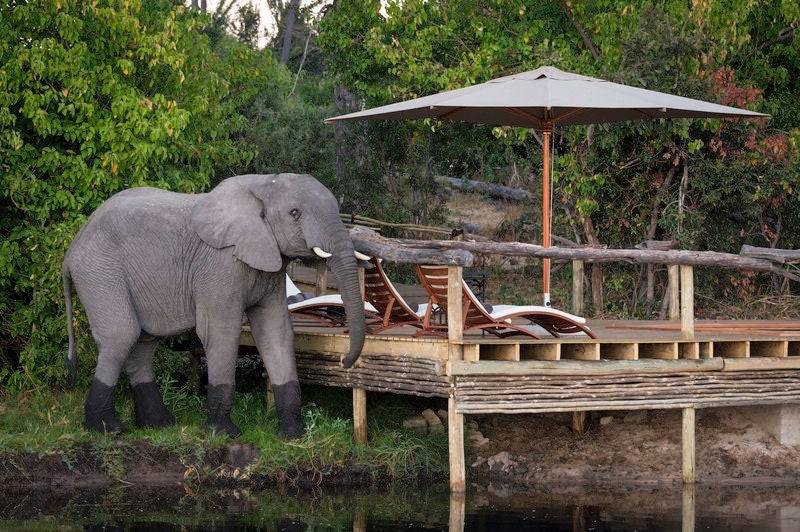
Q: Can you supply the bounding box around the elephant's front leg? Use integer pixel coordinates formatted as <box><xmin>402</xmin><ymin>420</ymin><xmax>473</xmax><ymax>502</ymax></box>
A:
<box><xmin>247</xmin><ymin>301</ymin><xmax>306</xmax><ymax>439</ymax></box>
<box><xmin>197</xmin><ymin>316</ymin><xmax>244</xmax><ymax>438</ymax></box>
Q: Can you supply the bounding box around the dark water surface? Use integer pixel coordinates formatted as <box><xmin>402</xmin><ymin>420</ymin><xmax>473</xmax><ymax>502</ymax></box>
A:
<box><xmin>2</xmin><ymin>482</ymin><xmax>798</xmax><ymax>530</ymax></box>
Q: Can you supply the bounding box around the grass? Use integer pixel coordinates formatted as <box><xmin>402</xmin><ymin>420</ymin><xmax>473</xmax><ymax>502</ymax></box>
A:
<box><xmin>0</xmin><ymin>372</ymin><xmax>450</xmax><ymax>486</ymax></box>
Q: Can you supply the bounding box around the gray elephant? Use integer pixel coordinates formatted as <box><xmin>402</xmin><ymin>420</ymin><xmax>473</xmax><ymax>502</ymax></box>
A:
<box><xmin>63</xmin><ymin>173</ymin><xmax>366</xmax><ymax>438</ymax></box>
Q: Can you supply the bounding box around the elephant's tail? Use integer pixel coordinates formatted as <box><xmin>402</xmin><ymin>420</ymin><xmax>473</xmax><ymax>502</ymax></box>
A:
<box><xmin>63</xmin><ymin>263</ymin><xmax>78</xmax><ymax>388</ymax></box>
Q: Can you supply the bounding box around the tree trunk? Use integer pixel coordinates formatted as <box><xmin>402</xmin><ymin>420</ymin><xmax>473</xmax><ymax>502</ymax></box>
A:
<box><xmin>280</xmin><ymin>0</ymin><xmax>299</xmax><ymax>65</ymax></box>
<box><xmin>644</xmin><ymin>161</ymin><xmax>680</xmax><ymax>302</ymax></box>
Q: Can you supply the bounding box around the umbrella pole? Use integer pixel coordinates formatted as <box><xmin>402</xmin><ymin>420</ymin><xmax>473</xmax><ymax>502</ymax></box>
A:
<box><xmin>542</xmin><ymin>125</ymin><xmax>552</xmax><ymax>307</ymax></box>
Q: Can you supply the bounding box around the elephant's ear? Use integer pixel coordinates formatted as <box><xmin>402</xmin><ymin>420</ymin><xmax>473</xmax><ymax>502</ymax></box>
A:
<box><xmin>191</xmin><ymin>179</ymin><xmax>283</xmax><ymax>272</ymax></box>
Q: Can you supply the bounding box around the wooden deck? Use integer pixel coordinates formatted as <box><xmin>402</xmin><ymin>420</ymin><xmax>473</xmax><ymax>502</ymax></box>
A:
<box><xmin>241</xmin><ymin>317</ymin><xmax>800</xmax><ymax>491</ymax></box>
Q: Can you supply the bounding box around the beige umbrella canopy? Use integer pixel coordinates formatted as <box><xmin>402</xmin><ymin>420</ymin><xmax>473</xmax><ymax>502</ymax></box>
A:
<box><xmin>326</xmin><ymin>65</ymin><xmax>768</xmax><ymax>306</ymax></box>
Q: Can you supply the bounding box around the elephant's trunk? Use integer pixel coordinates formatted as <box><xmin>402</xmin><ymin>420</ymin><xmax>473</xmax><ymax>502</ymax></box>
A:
<box><xmin>325</xmin><ymin>223</ymin><xmax>366</xmax><ymax>368</ymax></box>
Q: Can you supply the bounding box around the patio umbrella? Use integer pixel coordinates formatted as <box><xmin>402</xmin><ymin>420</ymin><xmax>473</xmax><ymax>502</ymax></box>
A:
<box><xmin>325</xmin><ymin>65</ymin><xmax>768</xmax><ymax>306</ymax></box>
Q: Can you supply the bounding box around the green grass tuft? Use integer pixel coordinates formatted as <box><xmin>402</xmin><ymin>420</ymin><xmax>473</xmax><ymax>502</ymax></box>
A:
<box><xmin>0</xmin><ymin>378</ymin><xmax>449</xmax><ymax>486</ymax></box>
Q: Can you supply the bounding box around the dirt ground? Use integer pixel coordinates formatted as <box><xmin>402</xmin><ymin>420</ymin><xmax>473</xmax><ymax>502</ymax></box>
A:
<box><xmin>2</xmin><ymin>406</ymin><xmax>798</xmax><ymax>491</ymax></box>
<box><xmin>467</xmin><ymin>407</ymin><xmax>800</xmax><ymax>487</ymax></box>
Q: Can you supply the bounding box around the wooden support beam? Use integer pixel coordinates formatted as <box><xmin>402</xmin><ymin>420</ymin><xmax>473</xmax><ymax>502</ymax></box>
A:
<box><xmin>449</xmin><ymin>491</ymin><xmax>466</xmax><ymax>532</ymax></box>
<box><xmin>572</xmin><ymin>260</ymin><xmax>584</xmax><ymax>316</ymax></box>
<box><xmin>572</xmin><ymin>411</ymin><xmax>587</xmax><ymax>434</ymax></box>
<box><xmin>668</xmin><ymin>264</ymin><xmax>680</xmax><ymax>320</ymax></box>
<box><xmin>315</xmin><ymin>262</ymin><xmax>328</xmax><ymax>296</ymax></box>
<box><xmin>449</xmin><ymin>357</ymin><xmax>724</xmax><ymax>376</ymax></box>
<box><xmin>682</xmin><ymin>407</ymin><xmax>696</xmax><ymax>484</ymax></box>
<box><xmin>446</xmin><ymin>265</ymin><xmax>467</xmax><ymax>493</ymax></box>
<box><xmin>680</xmin><ymin>265</ymin><xmax>694</xmax><ymax>339</ymax></box>
<box><xmin>353</xmin><ymin>387</ymin><xmax>367</xmax><ymax>444</ymax></box>
<box><xmin>682</xmin><ymin>484</ymin><xmax>696</xmax><ymax>532</ymax></box>
<box><xmin>448</xmin><ymin>395</ymin><xmax>466</xmax><ymax>492</ymax></box>
<box><xmin>447</xmin><ymin>265</ymin><xmax>464</xmax><ymax>361</ymax></box>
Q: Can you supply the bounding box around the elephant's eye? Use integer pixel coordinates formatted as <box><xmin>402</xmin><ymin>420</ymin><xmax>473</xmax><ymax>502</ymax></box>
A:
<box><xmin>289</xmin><ymin>208</ymin><xmax>301</xmax><ymax>221</ymax></box>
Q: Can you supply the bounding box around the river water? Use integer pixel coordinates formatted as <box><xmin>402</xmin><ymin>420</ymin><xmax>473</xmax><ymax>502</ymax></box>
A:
<box><xmin>2</xmin><ymin>481</ymin><xmax>798</xmax><ymax>530</ymax></box>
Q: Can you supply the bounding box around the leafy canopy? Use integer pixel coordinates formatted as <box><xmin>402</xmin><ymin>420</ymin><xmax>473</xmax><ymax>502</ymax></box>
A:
<box><xmin>0</xmin><ymin>0</ymin><xmax>277</xmax><ymax>390</ymax></box>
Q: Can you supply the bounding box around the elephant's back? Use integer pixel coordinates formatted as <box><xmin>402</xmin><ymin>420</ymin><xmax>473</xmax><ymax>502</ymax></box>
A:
<box><xmin>78</xmin><ymin>188</ymin><xmax>198</xmax><ymax>239</ymax></box>
<box><xmin>66</xmin><ymin>187</ymin><xmax>202</xmax><ymax>268</ymax></box>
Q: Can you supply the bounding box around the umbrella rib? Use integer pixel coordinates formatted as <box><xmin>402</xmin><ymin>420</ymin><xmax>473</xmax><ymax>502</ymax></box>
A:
<box><xmin>440</xmin><ymin>107</ymin><xmax>466</xmax><ymax>120</ymax></box>
<box><xmin>553</xmin><ymin>107</ymin><xmax>587</xmax><ymax>124</ymax></box>
<box><xmin>503</xmin><ymin>108</ymin><xmax>544</xmax><ymax>128</ymax></box>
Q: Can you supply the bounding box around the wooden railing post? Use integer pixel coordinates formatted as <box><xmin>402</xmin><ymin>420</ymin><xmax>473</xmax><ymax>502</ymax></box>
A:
<box><xmin>446</xmin><ymin>265</ymin><xmax>466</xmax><ymax>492</ymax></box>
<box><xmin>680</xmin><ymin>265</ymin><xmax>694</xmax><ymax>339</ymax></box>
<box><xmin>668</xmin><ymin>264</ymin><xmax>680</xmax><ymax>320</ymax></box>
<box><xmin>572</xmin><ymin>260</ymin><xmax>584</xmax><ymax>316</ymax></box>
<box><xmin>447</xmin><ymin>265</ymin><xmax>464</xmax><ymax>358</ymax></box>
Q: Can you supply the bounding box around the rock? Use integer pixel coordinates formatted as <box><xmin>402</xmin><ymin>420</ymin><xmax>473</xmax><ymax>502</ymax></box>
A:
<box><xmin>437</xmin><ymin>409</ymin><xmax>449</xmax><ymax>425</ymax></box>
<box><xmin>600</xmin><ymin>416</ymin><xmax>614</xmax><ymax>426</ymax></box>
<box><xmin>402</xmin><ymin>416</ymin><xmax>428</xmax><ymax>435</ymax></box>
<box><xmin>422</xmin><ymin>408</ymin><xmax>444</xmax><ymax>433</ymax></box>
<box><xmin>486</xmin><ymin>451</ymin><xmax>517</xmax><ymax>473</ymax></box>
<box><xmin>467</xmin><ymin>428</ymin><xmax>490</xmax><ymax>447</ymax></box>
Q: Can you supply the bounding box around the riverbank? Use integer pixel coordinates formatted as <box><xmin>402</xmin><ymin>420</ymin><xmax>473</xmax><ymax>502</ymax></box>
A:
<box><xmin>1</xmin><ymin>385</ymin><xmax>799</xmax><ymax>490</ymax></box>
<box><xmin>0</xmin><ymin>385</ymin><xmax>449</xmax><ymax>490</ymax></box>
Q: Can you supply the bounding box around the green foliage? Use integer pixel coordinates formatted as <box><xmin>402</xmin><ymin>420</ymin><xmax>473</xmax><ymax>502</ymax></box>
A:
<box><xmin>0</xmin><ymin>382</ymin><xmax>449</xmax><ymax>484</ymax></box>
<box><xmin>319</xmin><ymin>0</ymin><xmax>800</xmax><ymax>310</ymax></box>
<box><xmin>0</xmin><ymin>0</ymin><xmax>277</xmax><ymax>391</ymax></box>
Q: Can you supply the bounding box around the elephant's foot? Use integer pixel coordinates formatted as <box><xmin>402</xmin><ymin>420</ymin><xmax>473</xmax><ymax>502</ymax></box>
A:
<box><xmin>203</xmin><ymin>383</ymin><xmax>242</xmax><ymax>438</ymax></box>
<box><xmin>84</xmin><ymin>379</ymin><xmax>127</xmax><ymax>434</ymax></box>
<box><xmin>273</xmin><ymin>380</ymin><xmax>306</xmax><ymax>439</ymax></box>
<box><xmin>132</xmin><ymin>381</ymin><xmax>176</xmax><ymax>429</ymax></box>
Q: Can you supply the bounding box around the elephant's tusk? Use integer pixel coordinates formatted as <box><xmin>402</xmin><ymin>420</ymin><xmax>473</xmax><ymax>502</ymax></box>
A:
<box><xmin>354</xmin><ymin>251</ymin><xmax>371</xmax><ymax>261</ymax></box>
<box><xmin>313</xmin><ymin>246</ymin><xmax>332</xmax><ymax>259</ymax></box>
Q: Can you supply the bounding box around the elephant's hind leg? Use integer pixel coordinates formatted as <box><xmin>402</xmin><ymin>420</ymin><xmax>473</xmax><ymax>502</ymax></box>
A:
<box><xmin>84</xmin><ymin>379</ymin><xmax>127</xmax><ymax>434</ymax></box>
<box><xmin>127</xmin><ymin>337</ymin><xmax>176</xmax><ymax>429</ymax></box>
<box><xmin>83</xmin><ymin>291</ymin><xmax>141</xmax><ymax>434</ymax></box>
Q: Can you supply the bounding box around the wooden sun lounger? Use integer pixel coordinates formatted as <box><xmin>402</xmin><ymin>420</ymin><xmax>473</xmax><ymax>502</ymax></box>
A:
<box><xmin>414</xmin><ymin>264</ymin><xmax>596</xmax><ymax>339</ymax></box>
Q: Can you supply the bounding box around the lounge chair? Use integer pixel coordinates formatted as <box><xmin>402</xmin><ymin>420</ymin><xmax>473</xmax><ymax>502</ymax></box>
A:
<box><xmin>286</xmin><ymin>275</ymin><xmax>379</xmax><ymax>327</ymax></box>
<box><xmin>414</xmin><ymin>264</ymin><xmax>596</xmax><ymax>339</ymax></box>
<box><xmin>362</xmin><ymin>257</ymin><xmax>430</xmax><ymax>334</ymax></box>
<box><xmin>287</xmin><ymin>262</ymin><xmax>430</xmax><ymax>334</ymax></box>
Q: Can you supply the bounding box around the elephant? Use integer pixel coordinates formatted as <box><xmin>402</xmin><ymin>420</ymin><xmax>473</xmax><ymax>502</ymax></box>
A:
<box><xmin>63</xmin><ymin>173</ymin><xmax>367</xmax><ymax>438</ymax></box>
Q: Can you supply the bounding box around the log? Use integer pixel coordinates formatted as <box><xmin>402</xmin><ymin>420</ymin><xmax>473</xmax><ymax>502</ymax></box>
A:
<box><xmin>350</xmin><ymin>227</ymin><xmax>473</xmax><ymax>267</ymax></box>
<box><xmin>436</xmin><ymin>175</ymin><xmax>532</xmax><ymax>202</ymax></box>
<box><xmin>740</xmin><ymin>244</ymin><xmax>800</xmax><ymax>264</ymax></box>
<box><xmin>350</xmin><ymin>229</ymin><xmax>800</xmax><ymax>280</ymax></box>
<box><xmin>448</xmin><ymin>358</ymin><xmax>725</xmax><ymax>376</ymax></box>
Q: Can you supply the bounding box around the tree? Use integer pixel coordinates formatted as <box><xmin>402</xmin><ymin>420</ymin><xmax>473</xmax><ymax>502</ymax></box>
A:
<box><xmin>0</xmin><ymin>0</ymin><xmax>271</xmax><ymax>390</ymax></box>
<box><xmin>318</xmin><ymin>0</ymin><xmax>799</xmax><ymax>313</ymax></box>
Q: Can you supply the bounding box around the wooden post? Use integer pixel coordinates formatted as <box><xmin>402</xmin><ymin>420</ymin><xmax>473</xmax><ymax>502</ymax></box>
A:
<box><xmin>446</xmin><ymin>265</ymin><xmax>466</xmax><ymax>492</ymax></box>
<box><xmin>449</xmin><ymin>489</ymin><xmax>466</xmax><ymax>532</ymax></box>
<box><xmin>448</xmin><ymin>395</ymin><xmax>466</xmax><ymax>492</ymax></box>
<box><xmin>447</xmin><ymin>266</ymin><xmax>464</xmax><ymax>359</ymax></box>
<box><xmin>353</xmin><ymin>512</ymin><xmax>366</xmax><ymax>532</ymax></box>
<box><xmin>668</xmin><ymin>264</ymin><xmax>680</xmax><ymax>320</ymax></box>
<box><xmin>315</xmin><ymin>262</ymin><xmax>328</xmax><ymax>296</ymax></box>
<box><xmin>353</xmin><ymin>387</ymin><xmax>367</xmax><ymax>444</ymax></box>
<box><xmin>682</xmin><ymin>484</ymin><xmax>696</xmax><ymax>532</ymax></box>
<box><xmin>682</xmin><ymin>407</ymin><xmax>696</xmax><ymax>484</ymax></box>
<box><xmin>572</xmin><ymin>411</ymin><xmax>587</xmax><ymax>434</ymax></box>
<box><xmin>572</xmin><ymin>260</ymin><xmax>584</xmax><ymax>316</ymax></box>
<box><xmin>680</xmin><ymin>265</ymin><xmax>694</xmax><ymax>339</ymax></box>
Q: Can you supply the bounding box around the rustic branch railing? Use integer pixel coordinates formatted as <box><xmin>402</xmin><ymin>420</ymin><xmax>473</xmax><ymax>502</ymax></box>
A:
<box><xmin>350</xmin><ymin>226</ymin><xmax>800</xmax><ymax>281</ymax></box>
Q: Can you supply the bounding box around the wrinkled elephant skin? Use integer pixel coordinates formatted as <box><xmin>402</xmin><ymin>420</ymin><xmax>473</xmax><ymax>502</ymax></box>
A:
<box><xmin>63</xmin><ymin>173</ymin><xmax>366</xmax><ymax>438</ymax></box>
